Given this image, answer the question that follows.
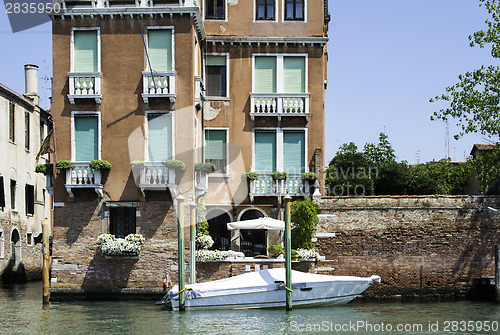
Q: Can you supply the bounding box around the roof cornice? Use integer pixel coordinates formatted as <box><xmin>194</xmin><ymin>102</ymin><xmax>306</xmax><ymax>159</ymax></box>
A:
<box><xmin>206</xmin><ymin>36</ymin><xmax>329</xmax><ymax>48</ymax></box>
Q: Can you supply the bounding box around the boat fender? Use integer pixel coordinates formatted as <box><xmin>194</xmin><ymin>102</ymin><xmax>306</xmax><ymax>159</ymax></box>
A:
<box><xmin>370</xmin><ymin>275</ymin><xmax>381</xmax><ymax>284</ymax></box>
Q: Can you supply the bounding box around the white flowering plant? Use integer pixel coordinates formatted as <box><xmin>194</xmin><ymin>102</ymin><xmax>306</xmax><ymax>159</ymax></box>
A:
<box><xmin>195</xmin><ymin>250</ymin><xmax>230</xmax><ymax>261</ymax></box>
<box><xmin>97</xmin><ymin>233</ymin><xmax>145</xmax><ymax>256</ymax></box>
<box><xmin>196</xmin><ymin>233</ymin><xmax>214</xmax><ymax>250</ymax></box>
<box><xmin>296</xmin><ymin>248</ymin><xmax>320</xmax><ymax>260</ymax></box>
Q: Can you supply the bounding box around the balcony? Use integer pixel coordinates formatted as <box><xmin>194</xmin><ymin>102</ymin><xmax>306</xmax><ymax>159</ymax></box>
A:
<box><xmin>250</xmin><ymin>93</ymin><xmax>310</xmax><ymax>121</ymax></box>
<box><xmin>137</xmin><ymin>162</ymin><xmax>176</xmax><ymax>196</ymax></box>
<box><xmin>249</xmin><ymin>173</ymin><xmax>309</xmax><ymax>202</ymax></box>
<box><xmin>68</xmin><ymin>72</ymin><xmax>102</xmax><ymax>104</ymax></box>
<box><xmin>61</xmin><ymin>0</ymin><xmax>198</xmax><ymax>9</ymax></box>
<box><xmin>142</xmin><ymin>71</ymin><xmax>176</xmax><ymax>104</ymax></box>
<box><xmin>195</xmin><ymin>75</ymin><xmax>204</xmax><ymax>108</ymax></box>
<box><xmin>65</xmin><ymin>163</ymin><xmax>103</xmax><ymax>197</ymax></box>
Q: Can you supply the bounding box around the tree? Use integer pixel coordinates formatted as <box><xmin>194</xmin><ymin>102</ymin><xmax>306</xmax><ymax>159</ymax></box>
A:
<box><xmin>291</xmin><ymin>199</ymin><xmax>319</xmax><ymax>250</ymax></box>
<box><xmin>431</xmin><ymin>0</ymin><xmax>500</xmax><ymax>141</ymax></box>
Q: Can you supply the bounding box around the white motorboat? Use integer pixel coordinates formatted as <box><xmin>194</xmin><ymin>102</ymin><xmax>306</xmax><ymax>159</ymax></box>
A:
<box><xmin>158</xmin><ymin>268</ymin><xmax>381</xmax><ymax>310</ymax></box>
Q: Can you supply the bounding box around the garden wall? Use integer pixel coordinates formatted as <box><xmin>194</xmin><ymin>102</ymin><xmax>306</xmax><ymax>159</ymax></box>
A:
<box><xmin>315</xmin><ymin>195</ymin><xmax>500</xmax><ymax>298</ymax></box>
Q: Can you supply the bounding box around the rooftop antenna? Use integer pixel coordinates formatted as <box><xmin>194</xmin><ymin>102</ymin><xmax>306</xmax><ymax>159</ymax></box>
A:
<box><xmin>40</xmin><ymin>59</ymin><xmax>52</xmax><ymax>109</ymax></box>
<box><xmin>445</xmin><ymin>120</ymin><xmax>450</xmax><ymax>159</ymax></box>
<box><xmin>415</xmin><ymin>150</ymin><xmax>421</xmax><ymax>164</ymax></box>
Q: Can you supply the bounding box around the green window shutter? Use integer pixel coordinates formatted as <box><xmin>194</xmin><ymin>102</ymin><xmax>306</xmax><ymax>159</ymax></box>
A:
<box><xmin>283</xmin><ymin>57</ymin><xmax>305</xmax><ymax>93</ymax></box>
<box><xmin>206</xmin><ymin>56</ymin><xmax>226</xmax><ymax>66</ymax></box>
<box><xmin>148</xmin><ymin>114</ymin><xmax>172</xmax><ymax>162</ymax></box>
<box><xmin>254</xmin><ymin>132</ymin><xmax>276</xmax><ymax>173</ymax></box>
<box><xmin>254</xmin><ymin>57</ymin><xmax>276</xmax><ymax>93</ymax></box>
<box><xmin>205</xmin><ymin>130</ymin><xmax>226</xmax><ymax>160</ymax></box>
<box><xmin>74</xmin><ymin>30</ymin><xmax>98</xmax><ymax>72</ymax></box>
<box><xmin>148</xmin><ymin>30</ymin><xmax>172</xmax><ymax>71</ymax></box>
<box><xmin>283</xmin><ymin>132</ymin><xmax>305</xmax><ymax>174</ymax></box>
<box><xmin>74</xmin><ymin>116</ymin><xmax>98</xmax><ymax>161</ymax></box>
<box><xmin>0</xmin><ymin>176</ymin><xmax>5</xmax><ymax>208</ymax></box>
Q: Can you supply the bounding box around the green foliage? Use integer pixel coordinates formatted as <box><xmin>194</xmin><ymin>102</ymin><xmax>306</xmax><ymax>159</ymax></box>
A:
<box><xmin>301</xmin><ymin>172</ymin><xmax>318</xmax><ymax>180</ymax></box>
<box><xmin>194</xmin><ymin>163</ymin><xmax>216</xmax><ymax>173</ymax></box>
<box><xmin>431</xmin><ymin>0</ymin><xmax>500</xmax><ymax>140</ymax></box>
<box><xmin>325</xmin><ymin>141</ymin><xmax>375</xmax><ymax>196</ymax></box>
<box><xmin>89</xmin><ymin>160</ymin><xmax>112</xmax><ymax>171</ymax></box>
<box><xmin>243</xmin><ymin>172</ymin><xmax>259</xmax><ymax>180</ymax></box>
<box><xmin>271</xmin><ymin>171</ymin><xmax>289</xmax><ymax>180</ymax></box>
<box><xmin>35</xmin><ymin>163</ymin><xmax>53</xmax><ymax>175</ymax></box>
<box><xmin>55</xmin><ymin>160</ymin><xmax>73</xmax><ymax>170</ymax></box>
<box><xmin>267</xmin><ymin>245</ymin><xmax>284</xmax><ymax>257</ymax></box>
<box><xmin>291</xmin><ymin>199</ymin><xmax>319</xmax><ymax>250</ymax></box>
<box><xmin>197</xmin><ymin>197</ymin><xmax>210</xmax><ymax>236</ymax></box>
<box><xmin>165</xmin><ymin>160</ymin><xmax>187</xmax><ymax>172</ymax></box>
<box><xmin>291</xmin><ymin>249</ymin><xmax>299</xmax><ymax>260</ymax></box>
<box><xmin>129</xmin><ymin>160</ymin><xmax>145</xmax><ymax>168</ymax></box>
<box><xmin>374</xmin><ymin>160</ymin><xmax>409</xmax><ymax>195</ymax></box>
<box><xmin>363</xmin><ymin>132</ymin><xmax>396</xmax><ymax>163</ymax></box>
<box><xmin>472</xmin><ymin>148</ymin><xmax>500</xmax><ymax>193</ymax></box>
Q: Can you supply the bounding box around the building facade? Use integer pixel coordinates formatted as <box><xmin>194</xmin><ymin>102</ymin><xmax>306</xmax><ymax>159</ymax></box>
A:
<box><xmin>49</xmin><ymin>0</ymin><xmax>328</xmax><ymax>291</ymax></box>
<box><xmin>0</xmin><ymin>65</ymin><xmax>51</xmax><ymax>282</ymax></box>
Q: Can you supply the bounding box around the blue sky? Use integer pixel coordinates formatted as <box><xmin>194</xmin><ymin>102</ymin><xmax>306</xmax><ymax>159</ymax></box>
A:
<box><xmin>0</xmin><ymin>1</ymin><xmax>496</xmax><ymax>164</ymax></box>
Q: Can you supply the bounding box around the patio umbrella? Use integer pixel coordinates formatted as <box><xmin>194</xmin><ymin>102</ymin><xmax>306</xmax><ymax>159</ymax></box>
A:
<box><xmin>227</xmin><ymin>217</ymin><xmax>285</xmax><ymax>230</ymax></box>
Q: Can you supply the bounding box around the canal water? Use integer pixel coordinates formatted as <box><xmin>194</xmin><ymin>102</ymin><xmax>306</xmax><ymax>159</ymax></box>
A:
<box><xmin>1</xmin><ymin>281</ymin><xmax>499</xmax><ymax>335</ymax></box>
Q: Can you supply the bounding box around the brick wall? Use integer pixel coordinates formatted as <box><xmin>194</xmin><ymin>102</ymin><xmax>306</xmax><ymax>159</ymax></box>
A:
<box><xmin>315</xmin><ymin>195</ymin><xmax>500</xmax><ymax>298</ymax></box>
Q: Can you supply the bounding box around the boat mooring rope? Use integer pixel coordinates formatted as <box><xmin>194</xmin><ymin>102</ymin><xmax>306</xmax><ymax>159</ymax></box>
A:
<box><xmin>279</xmin><ymin>282</ymin><xmax>293</xmax><ymax>292</ymax></box>
<box><xmin>178</xmin><ymin>287</ymin><xmax>193</xmax><ymax>295</ymax></box>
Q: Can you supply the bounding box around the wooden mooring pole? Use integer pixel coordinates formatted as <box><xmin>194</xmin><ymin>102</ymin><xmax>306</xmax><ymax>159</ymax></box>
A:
<box><xmin>495</xmin><ymin>245</ymin><xmax>500</xmax><ymax>303</ymax></box>
<box><xmin>42</xmin><ymin>219</ymin><xmax>50</xmax><ymax>305</ymax></box>
<box><xmin>189</xmin><ymin>201</ymin><xmax>197</xmax><ymax>285</ymax></box>
<box><xmin>284</xmin><ymin>193</ymin><xmax>292</xmax><ymax>311</ymax></box>
<box><xmin>176</xmin><ymin>193</ymin><xmax>186</xmax><ymax>311</ymax></box>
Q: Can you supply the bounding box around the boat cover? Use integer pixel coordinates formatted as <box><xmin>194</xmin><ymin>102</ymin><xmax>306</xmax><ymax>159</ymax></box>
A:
<box><xmin>167</xmin><ymin>268</ymin><xmax>380</xmax><ymax>300</ymax></box>
<box><xmin>227</xmin><ymin>217</ymin><xmax>284</xmax><ymax>230</ymax></box>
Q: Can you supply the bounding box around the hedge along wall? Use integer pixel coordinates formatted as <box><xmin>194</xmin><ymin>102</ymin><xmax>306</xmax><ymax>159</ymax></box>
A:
<box><xmin>315</xmin><ymin>195</ymin><xmax>500</xmax><ymax>298</ymax></box>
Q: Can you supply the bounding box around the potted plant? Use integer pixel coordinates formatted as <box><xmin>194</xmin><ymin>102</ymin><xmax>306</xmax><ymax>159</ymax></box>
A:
<box><xmin>35</xmin><ymin>163</ymin><xmax>53</xmax><ymax>175</ymax></box>
<box><xmin>271</xmin><ymin>171</ymin><xmax>289</xmax><ymax>180</ymax></box>
<box><xmin>194</xmin><ymin>163</ymin><xmax>216</xmax><ymax>174</ymax></box>
<box><xmin>89</xmin><ymin>160</ymin><xmax>112</xmax><ymax>171</ymax></box>
<box><xmin>164</xmin><ymin>160</ymin><xmax>187</xmax><ymax>173</ymax></box>
<box><xmin>130</xmin><ymin>160</ymin><xmax>145</xmax><ymax>168</ymax></box>
<box><xmin>267</xmin><ymin>244</ymin><xmax>284</xmax><ymax>258</ymax></box>
<box><xmin>301</xmin><ymin>172</ymin><xmax>318</xmax><ymax>181</ymax></box>
<box><xmin>243</xmin><ymin>172</ymin><xmax>259</xmax><ymax>181</ymax></box>
<box><xmin>55</xmin><ymin>160</ymin><xmax>73</xmax><ymax>171</ymax></box>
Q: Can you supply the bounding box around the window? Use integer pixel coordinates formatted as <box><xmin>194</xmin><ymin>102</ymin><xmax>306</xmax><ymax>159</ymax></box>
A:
<box><xmin>205</xmin><ymin>129</ymin><xmax>228</xmax><ymax>174</ymax></box>
<box><xmin>26</xmin><ymin>232</ymin><xmax>33</xmax><ymax>246</ymax></box>
<box><xmin>73</xmin><ymin>114</ymin><xmax>99</xmax><ymax>161</ymax></box>
<box><xmin>206</xmin><ymin>0</ymin><xmax>225</xmax><ymax>19</ymax></box>
<box><xmin>73</xmin><ymin>30</ymin><xmax>98</xmax><ymax>72</ymax></box>
<box><xmin>284</xmin><ymin>0</ymin><xmax>304</xmax><ymax>21</ymax></box>
<box><xmin>147</xmin><ymin>29</ymin><xmax>173</xmax><ymax>71</ymax></box>
<box><xmin>0</xmin><ymin>176</ymin><xmax>4</xmax><ymax>209</ymax></box>
<box><xmin>9</xmin><ymin>102</ymin><xmax>15</xmax><ymax>143</ymax></box>
<box><xmin>10</xmin><ymin>180</ymin><xmax>16</xmax><ymax>211</ymax></box>
<box><xmin>147</xmin><ymin>113</ymin><xmax>172</xmax><ymax>161</ymax></box>
<box><xmin>206</xmin><ymin>56</ymin><xmax>227</xmax><ymax>97</ymax></box>
<box><xmin>110</xmin><ymin>207</ymin><xmax>136</xmax><ymax>238</ymax></box>
<box><xmin>256</xmin><ymin>0</ymin><xmax>275</xmax><ymax>20</ymax></box>
<box><xmin>25</xmin><ymin>184</ymin><xmax>34</xmax><ymax>216</ymax></box>
<box><xmin>254</xmin><ymin>130</ymin><xmax>306</xmax><ymax>174</ymax></box>
<box><xmin>254</xmin><ymin>55</ymin><xmax>306</xmax><ymax>93</ymax></box>
<box><xmin>25</xmin><ymin>111</ymin><xmax>30</xmax><ymax>151</ymax></box>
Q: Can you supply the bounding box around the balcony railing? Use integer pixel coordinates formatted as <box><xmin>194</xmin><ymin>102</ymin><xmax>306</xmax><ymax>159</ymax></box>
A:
<box><xmin>249</xmin><ymin>173</ymin><xmax>309</xmax><ymax>201</ymax></box>
<box><xmin>68</xmin><ymin>72</ymin><xmax>102</xmax><ymax>104</ymax></box>
<box><xmin>65</xmin><ymin>163</ymin><xmax>103</xmax><ymax>197</ymax></box>
<box><xmin>195</xmin><ymin>75</ymin><xmax>204</xmax><ymax>107</ymax></box>
<box><xmin>142</xmin><ymin>71</ymin><xmax>176</xmax><ymax>104</ymax></box>
<box><xmin>250</xmin><ymin>93</ymin><xmax>310</xmax><ymax>120</ymax></box>
<box><xmin>137</xmin><ymin>162</ymin><xmax>176</xmax><ymax>196</ymax></box>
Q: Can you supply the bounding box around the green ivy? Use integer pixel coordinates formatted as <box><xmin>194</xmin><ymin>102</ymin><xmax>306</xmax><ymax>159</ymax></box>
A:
<box><xmin>291</xmin><ymin>199</ymin><xmax>319</xmax><ymax>250</ymax></box>
<box><xmin>55</xmin><ymin>160</ymin><xmax>73</xmax><ymax>170</ymax></box>
<box><xmin>195</xmin><ymin>163</ymin><xmax>216</xmax><ymax>173</ymax></box>
<box><xmin>35</xmin><ymin>163</ymin><xmax>53</xmax><ymax>175</ymax></box>
<box><xmin>164</xmin><ymin>160</ymin><xmax>187</xmax><ymax>172</ymax></box>
<box><xmin>89</xmin><ymin>160</ymin><xmax>112</xmax><ymax>171</ymax></box>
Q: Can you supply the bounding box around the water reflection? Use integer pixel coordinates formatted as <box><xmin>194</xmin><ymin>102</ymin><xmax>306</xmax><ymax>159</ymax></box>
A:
<box><xmin>1</xmin><ymin>281</ymin><xmax>500</xmax><ymax>334</ymax></box>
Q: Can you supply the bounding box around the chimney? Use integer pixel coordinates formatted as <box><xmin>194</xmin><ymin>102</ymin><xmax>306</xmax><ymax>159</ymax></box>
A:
<box><xmin>24</xmin><ymin>64</ymin><xmax>39</xmax><ymax>106</ymax></box>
